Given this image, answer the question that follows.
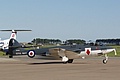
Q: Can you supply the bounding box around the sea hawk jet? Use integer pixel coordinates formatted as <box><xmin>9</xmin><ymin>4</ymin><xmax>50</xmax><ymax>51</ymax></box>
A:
<box><xmin>27</xmin><ymin>44</ymin><xmax>116</xmax><ymax>64</ymax></box>
<box><xmin>7</xmin><ymin>38</ymin><xmax>117</xmax><ymax>64</ymax></box>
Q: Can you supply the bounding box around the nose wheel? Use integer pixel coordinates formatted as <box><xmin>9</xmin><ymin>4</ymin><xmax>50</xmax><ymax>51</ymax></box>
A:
<box><xmin>103</xmin><ymin>54</ymin><xmax>108</xmax><ymax>64</ymax></box>
<box><xmin>103</xmin><ymin>59</ymin><xmax>107</xmax><ymax>64</ymax></box>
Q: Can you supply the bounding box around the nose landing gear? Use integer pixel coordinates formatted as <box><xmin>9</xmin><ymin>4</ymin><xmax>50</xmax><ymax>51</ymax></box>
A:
<box><xmin>103</xmin><ymin>54</ymin><xmax>108</xmax><ymax>64</ymax></box>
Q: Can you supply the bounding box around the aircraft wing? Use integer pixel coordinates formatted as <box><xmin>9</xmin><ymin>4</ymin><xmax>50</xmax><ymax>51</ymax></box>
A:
<box><xmin>49</xmin><ymin>48</ymin><xmax>79</xmax><ymax>59</ymax></box>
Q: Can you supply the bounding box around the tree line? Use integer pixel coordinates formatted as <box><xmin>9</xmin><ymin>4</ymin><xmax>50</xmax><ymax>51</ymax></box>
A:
<box><xmin>31</xmin><ymin>38</ymin><xmax>86</xmax><ymax>45</ymax></box>
<box><xmin>96</xmin><ymin>39</ymin><xmax>120</xmax><ymax>45</ymax></box>
<box><xmin>31</xmin><ymin>38</ymin><xmax>61</xmax><ymax>45</ymax></box>
<box><xmin>30</xmin><ymin>38</ymin><xmax>120</xmax><ymax>45</ymax></box>
<box><xmin>65</xmin><ymin>39</ymin><xmax>86</xmax><ymax>45</ymax></box>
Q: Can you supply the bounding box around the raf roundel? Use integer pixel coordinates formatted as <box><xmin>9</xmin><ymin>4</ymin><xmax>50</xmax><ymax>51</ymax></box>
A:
<box><xmin>27</xmin><ymin>50</ymin><xmax>35</xmax><ymax>58</ymax></box>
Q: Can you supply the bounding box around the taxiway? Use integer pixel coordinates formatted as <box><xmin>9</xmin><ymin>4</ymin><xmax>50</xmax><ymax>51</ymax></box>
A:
<box><xmin>0</xmin><ymin>56</ymin><xmax>119</xmax><ymax>80</ymax></box>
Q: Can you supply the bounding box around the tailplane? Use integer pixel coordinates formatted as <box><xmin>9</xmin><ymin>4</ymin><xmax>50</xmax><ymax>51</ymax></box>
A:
<box><xmin>0</xmin><ymin>29</ymin><xmax>32</xmax><ymax>40</ymax></box>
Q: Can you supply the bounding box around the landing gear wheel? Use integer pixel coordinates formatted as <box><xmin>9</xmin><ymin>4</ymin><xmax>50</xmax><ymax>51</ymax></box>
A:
<box><xmin>63</xmin><ymin>59</ymin><xmax>74</xmax><ymax>64</ymax></box>
<box><xmin>9</xmin><ymin>55</ymin><xmax>13</xmax><ymax>58</ymax></box>
<box><xmin>63</xmin><ymin>62</ymin><xmax>68</xmax><ymax>64</ymax></box>
<box><xmin>67</xmin><ymin>59</ymin><xmax>73</xmax><ymax>63</ymax></box>
<box><xmin>103</xmin><ymin>59</ymin><xmax>107</xmax><ymax>64</ymax></box>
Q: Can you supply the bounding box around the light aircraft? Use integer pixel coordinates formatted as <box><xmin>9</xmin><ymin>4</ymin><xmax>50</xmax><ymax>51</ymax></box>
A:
<box><xmin>8</xmin><ymin>38</ymin><xmax>117</xmax><ymax>64</ymax></box>
<box><xmin>0</xmin><ymin>30</ymin><xmax>31</xmax><ymax>57</ymax></box>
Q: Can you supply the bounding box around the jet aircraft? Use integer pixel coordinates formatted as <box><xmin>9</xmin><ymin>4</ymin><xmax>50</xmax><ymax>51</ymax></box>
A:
<box><xmin>8</xmin><ymin>38</ymin><xmax>117</xmax><ymax>64</ymax></box>
<box><xmin>27</xmin><ymin>44</ymin><xmax>117</xmax><ymax>64</ymax></box>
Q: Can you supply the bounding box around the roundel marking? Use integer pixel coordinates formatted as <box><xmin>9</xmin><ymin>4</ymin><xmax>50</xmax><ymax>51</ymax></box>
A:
<box><xmin>86</xmin><ymin>49</ymin><xmax>90</xmax><ymax>55</ymax></box>
<box><xmin>85</xmin><ymin>48</ymin><xmax>91</xmax><ymax>55</ymax></box>
<box><xmin>27</xmin><ymin>50</ymin><xmax>35</xmax><ymax>58</ymax></box>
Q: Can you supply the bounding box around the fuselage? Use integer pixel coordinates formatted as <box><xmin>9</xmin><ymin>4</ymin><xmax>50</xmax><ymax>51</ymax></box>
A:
<box><xmin>29</xmin><ymin>44</ymin><xmax>115</xmax><ymax>58</ymax></box>
<box><xmin>0</xmin><ymin>39</ymin><xmax>10</xmax><ymax>50</ymax></box>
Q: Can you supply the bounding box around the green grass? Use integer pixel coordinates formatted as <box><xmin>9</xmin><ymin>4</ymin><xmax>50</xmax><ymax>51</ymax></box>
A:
<box><xmin>108</xmin><ymin>46</ymin><xmax>120</xmax><ymax>57</ymax></box>
<box><xmin>0</xmin><ymin>51</ymin><xmax>5</xmax><ymax>56</ymax></box>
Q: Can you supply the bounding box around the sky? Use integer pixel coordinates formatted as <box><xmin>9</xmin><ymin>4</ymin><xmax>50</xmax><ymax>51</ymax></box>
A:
<box><xmin>0</xmin><ymin>0</ymin><xmax>120</xmax><ymax>42</ymax></box>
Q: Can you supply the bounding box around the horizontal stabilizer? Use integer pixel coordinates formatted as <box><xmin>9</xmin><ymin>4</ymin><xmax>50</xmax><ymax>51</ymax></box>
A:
<box><xmin>0</xmin><ymin>30</ymin><xmax>32</xmax><ymax>32</ymax></box>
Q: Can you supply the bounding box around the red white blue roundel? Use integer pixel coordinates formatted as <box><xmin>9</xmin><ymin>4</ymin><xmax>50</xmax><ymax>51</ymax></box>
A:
<box><xmin>27</xmin><ymin>50</ymin><xmax>35</xmax><ymax>58</ymax></box>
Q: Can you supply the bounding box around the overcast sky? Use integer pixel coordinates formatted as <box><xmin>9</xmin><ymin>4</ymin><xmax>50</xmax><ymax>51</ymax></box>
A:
<box><xmin>0</xmin><ymin>0</ymin><xmax>120</xmax><ymax>42</ymax></box>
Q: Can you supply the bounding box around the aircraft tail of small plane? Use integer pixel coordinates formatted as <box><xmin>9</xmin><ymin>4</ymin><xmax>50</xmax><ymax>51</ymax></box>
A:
<box><xmin>0</xmin><ymin>29</ymin><xmax>31</xmax><ymax>51</ymax></box>
<box><xmin>0</xmin><ymin>29</ymin><xmax>32</xmax><ymax>39</ymax></box>
<box><xmin>10</xmin><ymin>30</ymin><xmax>17</xmax><ymax>39</ymax></box>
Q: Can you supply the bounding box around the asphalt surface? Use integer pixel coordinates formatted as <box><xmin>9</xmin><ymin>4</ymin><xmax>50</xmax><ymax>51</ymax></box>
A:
<box><xmin>0</xmin><ymin>55</ymin><xmax>120</xmax><ymax>80</ymax></box>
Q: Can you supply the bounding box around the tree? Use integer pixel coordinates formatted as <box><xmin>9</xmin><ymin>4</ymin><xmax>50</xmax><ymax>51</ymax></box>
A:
<box><xmin>31</xmin><ymin>38</ymin><xmax>62</xmax><ymax>45</ymax></box>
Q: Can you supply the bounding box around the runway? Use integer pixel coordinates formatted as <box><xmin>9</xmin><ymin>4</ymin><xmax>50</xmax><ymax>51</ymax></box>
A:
<box><xmin>0</xmin><ymin>56</ymin><xmax>120</xmax><ymax>80</ymax></box>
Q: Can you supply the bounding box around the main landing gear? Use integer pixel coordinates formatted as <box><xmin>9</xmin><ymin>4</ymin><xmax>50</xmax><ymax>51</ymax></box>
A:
<box><xmin>62</xmin><ymin>56</ymin><xmax>74</xmax><ymax>64</ymax></box>
<box><xmin>63</xmin><ymin>59</ymin><xmax>74</xmax><ymax>64</ymax></box>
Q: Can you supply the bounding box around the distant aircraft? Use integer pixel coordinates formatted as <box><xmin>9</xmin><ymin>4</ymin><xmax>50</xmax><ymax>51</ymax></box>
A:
<box><xmin>8</xmin><ymin>38</ymin><xmax>117</xmax><ymax>64</ymax></box>
<box><xmin>0</xmin><ymin>30</ymin><xmax>31</xmax><ymax>57</ymax></box>
<box><xmin>0</xmin><ymin>30</ymin><xmax>16</xmax><ymax>50</ymax></box>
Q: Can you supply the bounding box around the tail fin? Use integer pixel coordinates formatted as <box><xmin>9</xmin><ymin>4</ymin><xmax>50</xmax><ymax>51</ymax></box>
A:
<box><xmin>10</xmin><ymin>30</ymin><xmax>17</xmax><ymax>39</ymax></box>
<box><xmin>7</xmin><ymin>38</ymin><xmax>22</xmax><ymax>58</ymax></box>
